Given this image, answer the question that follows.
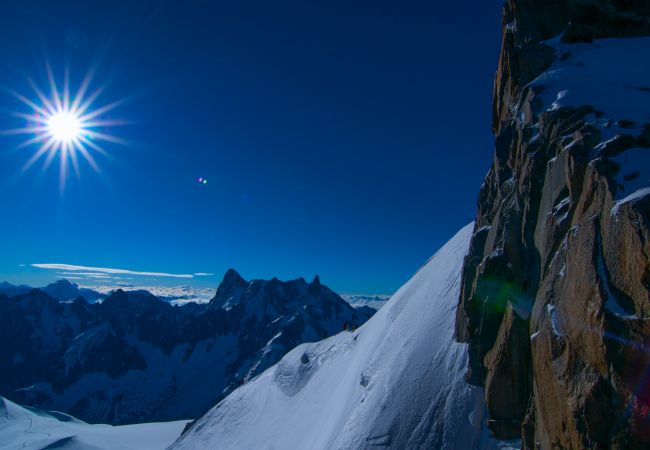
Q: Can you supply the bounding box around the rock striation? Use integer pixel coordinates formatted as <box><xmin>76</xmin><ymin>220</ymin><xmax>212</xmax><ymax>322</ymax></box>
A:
<box><xmin>456</xmin><ymin>0</ymin><xmax>650</xmax><ymax>448</ymax></box>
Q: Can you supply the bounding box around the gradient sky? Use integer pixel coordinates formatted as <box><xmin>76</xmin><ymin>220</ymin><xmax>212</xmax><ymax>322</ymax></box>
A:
<box><xmin>0</xmin><ymin>0</ymin><xmax>502</xmax><ymax>294</ymax></box>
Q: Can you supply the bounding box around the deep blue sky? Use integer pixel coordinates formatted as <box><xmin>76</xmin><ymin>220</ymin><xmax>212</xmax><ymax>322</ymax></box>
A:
<box><xmin>0</xmin><ymin>0</ymin><xmax>502</xmax><ymax>294</ymax></box>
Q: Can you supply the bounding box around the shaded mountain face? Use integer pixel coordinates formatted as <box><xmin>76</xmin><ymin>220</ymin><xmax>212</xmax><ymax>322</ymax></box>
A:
<box><xmin>42</xmin><ymin>279</ymin><xmax>105</xmax><ymax>303</ymax></box>
<box><xmin>0</xmin><ymin>270</ymin><xmax>372</xmax><ymax>425</ymax></box>
<box><xmin>0</xmin><ymin>281</ymin><xmax>31</xmax><ymax>297</ymax></box>
<box><xmin>0</xmin><ymin>279</ymin><xmax>104</xmax><ymax>302</ymax></box>
<box><xmin>456</xmin><ymin>0</ymin><xmax>650</xmax><ymax>447</ymax></box>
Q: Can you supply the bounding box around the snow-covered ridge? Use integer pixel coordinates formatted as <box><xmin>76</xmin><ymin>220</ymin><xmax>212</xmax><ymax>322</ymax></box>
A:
<box><xmin>0</xmin><ymin>396</ymin><xmax>187</xmax><ymax>450</ymax></box>
<box><xmin>171</xmin><ymin>223</ymin><xmax>516</xmax><ymax>450</ymax></box>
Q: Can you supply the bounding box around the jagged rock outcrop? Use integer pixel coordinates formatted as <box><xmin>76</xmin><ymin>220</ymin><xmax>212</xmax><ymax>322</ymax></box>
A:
<box><xmin>456</xmin><ymin>0</ymin><xmax>650</xmax><ymax>448</ymax></box>
<box><xmin>0</xmin><ymin>271</ymin><xmax>372</xmax><ymax>425</ymax></box>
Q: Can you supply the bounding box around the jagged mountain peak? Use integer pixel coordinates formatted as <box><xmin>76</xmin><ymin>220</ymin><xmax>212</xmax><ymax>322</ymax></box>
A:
<box><xmin>49</xmin><ymin>278</ymin><xmax>77</xmax><ymax>287</ymax></box>
<box><xmin>210</xmin><ymin>270</ymin><xmax>338</xmax><ymax>311</ymax></box>
<box><xmin>222</xmin><ymin>268</ymin><xmax>247</xmax><ymax>286</ymax></box>
<box><xmin>210</xmin><ymin>269</ymin><xmax>249</xmax><ymax>309</ymax></box>
<box><xmin>41</xmin><ymin>279</ymin><xmax>83</xmax><ymax>303</ymax></box>
<box><xmin>39</xmin><ymin>279</ymin><xmax>104</xmax><ymax>303</ymax></box>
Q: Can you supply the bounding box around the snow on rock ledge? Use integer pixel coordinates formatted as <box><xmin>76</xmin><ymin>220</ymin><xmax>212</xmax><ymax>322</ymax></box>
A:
<box><xmin>171</xmin><ymin>223</ymin><xmax>515</xmax><ymax>450</ymax></box>
<box><xmin>532</xmin><ymin>37</ymin><xmax>650</xmax><ymax>128</ymax></box>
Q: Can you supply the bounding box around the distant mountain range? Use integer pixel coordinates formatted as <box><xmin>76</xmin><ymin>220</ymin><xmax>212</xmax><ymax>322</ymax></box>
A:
<box><xmin>0</xmin><ymin>270</ymin><xmax>373</xmax><ymax>425</ymax></box>
<box><xmin>0</xmin><ymin>281</ymin><xmax>31</xmax><ymax>297</ymax></box>
<box><xmin>341</xmin><ymin>294</ymin><xmax>390</xmax><ymax>311</ymax></box>
<box><xmin>1</xmin><ymin>279</ymin><xmax>388</xmax><ymax>310</ymax></box>
<box><xmin>0</xmin><ymin>279</ymin><xmax>212</xmax><ymax>305</ymax></box>
<box><xmin>0</xmin><ymin>279</ymin><xmax>104</xmax><ymax>302</ymax></box>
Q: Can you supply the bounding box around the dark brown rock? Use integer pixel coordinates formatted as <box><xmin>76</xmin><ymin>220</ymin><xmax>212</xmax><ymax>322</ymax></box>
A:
<box><xmin>456</xmin><ymin>0</ymin><xmax>650</xmax><ymax>445</ymax></box>
<box><xmin>484</xmin><ymin>303</ymin><xmax>532</xmax><ymax>439</ymax></box>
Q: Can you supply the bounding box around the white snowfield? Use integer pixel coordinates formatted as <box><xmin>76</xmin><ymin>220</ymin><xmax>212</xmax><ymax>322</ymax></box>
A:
<box><xmin>171</xmin><ymin>223</ymin><xmax>515</xmax><ymax>450</ymax></box>
<box><xmin>0</xmin><ymin>396</ymin><xmax>188</xmax><ymax>450</ymax></box>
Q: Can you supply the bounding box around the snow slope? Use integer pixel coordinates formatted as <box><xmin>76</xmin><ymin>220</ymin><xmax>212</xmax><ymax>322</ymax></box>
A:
<box><xmin>171</xmin><ymin>223</ymin><xmax>515</xmax><ymax>450</ymax></box>
<box><xmin>0</xmin><ymin>396</ymin><xmax>187</xmax><ymax>450</ymax></box>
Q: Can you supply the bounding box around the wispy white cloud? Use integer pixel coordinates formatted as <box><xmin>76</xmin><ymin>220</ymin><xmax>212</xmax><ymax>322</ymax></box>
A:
<box><xmin>57</xmin><ymin>271</ymin><xmax>112</xmax><ymax>279</ymax></box>
<box><xmin>32</xmin><ymin>263</ymin><xmax>195</xmax><ymax>279</ymax></box>
<box><xmin>193</xmin><ymin>272</ymin><xmax>214</xmax><ymax>276</ymax></box>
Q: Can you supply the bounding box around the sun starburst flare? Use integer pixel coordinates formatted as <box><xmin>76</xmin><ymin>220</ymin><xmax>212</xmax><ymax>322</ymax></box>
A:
<box><xmin>1</xmin><ymin>64</ymin><xmax>128</xmax><ymax>190</ymax></box>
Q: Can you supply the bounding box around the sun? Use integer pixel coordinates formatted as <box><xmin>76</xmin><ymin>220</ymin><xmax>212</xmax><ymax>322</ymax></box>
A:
<box><xmin>48</xmin><ymin>110</ymin><xmax>83</xmax><ymax>143</ymax></box>
<box><xmin>1</xmin><ymin>64</ymin><xmax>128</xmax><ymax>189</ymax></box>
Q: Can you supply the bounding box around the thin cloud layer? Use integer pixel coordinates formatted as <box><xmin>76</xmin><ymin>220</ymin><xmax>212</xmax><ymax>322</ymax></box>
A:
<box><xmin>86</xmin><ymin>284</ymin><xmax>216</xmax><ymax>305</ymax></box>
<box><xmin>32</xmin><ymin>263</ymin><xmax>196</xmax><ymax>279</ymax></box>
<box><xmin>58</xmin><ymin>271</ymin><xmax>113</xmax><ymax>278</ymax></box>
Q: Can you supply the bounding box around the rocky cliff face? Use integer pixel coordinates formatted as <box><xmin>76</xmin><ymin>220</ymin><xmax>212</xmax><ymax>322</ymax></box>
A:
<box><xmin>456</xmin><ymin>1</ymin><xmax>650</xmax><ymax>448</ymax></box>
